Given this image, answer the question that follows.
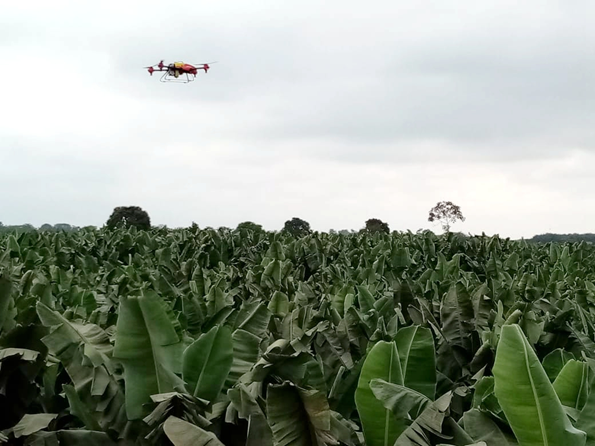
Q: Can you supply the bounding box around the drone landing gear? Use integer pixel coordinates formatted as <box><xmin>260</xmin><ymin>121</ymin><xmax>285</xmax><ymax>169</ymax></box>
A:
<box><xmin>159</xmin><ymin>70</ymin><xmax>196</xmax><ymax>84</ymax></box>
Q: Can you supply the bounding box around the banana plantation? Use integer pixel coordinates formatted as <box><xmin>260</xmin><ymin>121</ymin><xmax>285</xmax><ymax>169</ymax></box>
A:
<box><xmin>1</xmin><ymin>226</ymin><xmax>595</xmax><ymax>445</ymax></box>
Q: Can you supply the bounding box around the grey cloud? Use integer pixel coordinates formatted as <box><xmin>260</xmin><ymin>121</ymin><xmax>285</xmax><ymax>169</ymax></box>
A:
<box><xmin>0</xmin><ymin>138</ymin><xmax>129</xmax><ymax>227</ymax></box>
<box><xmin>250</xmin><ymin>51</ymin><xmax>593</xmax><ymax>162</ymax></box>
<box><xmin>1</xmin><ymin>0</ymin><xmax>594</xmax><ymax>236</ymax></box>
<box><xmin>89</xmin><ymin>0</ymin><xmax>594</xmax><ymax>165</ymax></box>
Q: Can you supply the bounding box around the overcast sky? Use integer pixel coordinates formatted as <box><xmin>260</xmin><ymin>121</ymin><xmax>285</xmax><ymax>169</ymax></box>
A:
<box><xmin>0</xmin><ymin>0</ymin><xmax>593</xmax><ymax>238</ymax></box>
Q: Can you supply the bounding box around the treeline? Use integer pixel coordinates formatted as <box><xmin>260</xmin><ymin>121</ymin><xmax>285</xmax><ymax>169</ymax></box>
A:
<box><xmin>0</xmin><ymin>223</ymin><xmax>89</xmax><ymax>234</ymax></box>
<box><xmin>0</xmin><ymin>200</ymin><xmax>468</xmax><ymax>238</ymax></box>
<box><xmin>529</xmin><ymin>233</ymin><xmax>595</xmax><ymax>244</ymax></box>
<box><xmin>3</xmin><ymin>207</ymin><xmax>594</xmax><ymax>244</ymax></box>
<box><xmin>0</xmin><ymin>208</ymin><xmax>396</xmax><ymax>238</ymax></box>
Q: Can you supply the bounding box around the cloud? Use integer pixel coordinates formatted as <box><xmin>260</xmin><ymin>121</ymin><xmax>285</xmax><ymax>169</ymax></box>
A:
<box><xmin>100</xmin><ymin>0</ymin><xmax>593</xmax><ymax>163</ymax></box>
<box><xmin>0</xmin><ymin>0</ymin><xmax>592</xmax><ymax>238</ymax></box>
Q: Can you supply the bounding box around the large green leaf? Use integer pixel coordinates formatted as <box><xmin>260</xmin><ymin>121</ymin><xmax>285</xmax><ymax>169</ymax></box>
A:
<box><xmin>182</xmin><ymin>325</ymin><xmax>233</xmax><ymax>403</ymax></box>
<box><xmin>234</xmin><ymin>301</ymin><xmax>272</xmax><ymax>338</ymax></box>
<box><xmin>460</xmin><ymin>408</ymin><xmax>518</xmax><ymax>445</ymax></box>
<box><xmin>492</xmin><ymin>324</ymin><xmax>587</xmax><ymax>445</ymax></box>
<box><xmin>11</xmin><ymin>413</ymin><xmax>57</xmax><ymax>438</ymax></box>
<box><xmin>440</xmin><ymin>282</ymin><xmax>474</xmax><ymax>350</ymax></box>
<box><xmin>20</xmin><ymin>430</ymin><xmax>118</xmax><ymax>445</ymax></box>
<box><xmin>63</xmin><ymin>384</ymin><xmax>101</xmax><ymax>431</ymax></box>
<box><xmin>269</xmin><ymin>291</ymin><xmax>290</xmax><ymax>317</ymax></box>
<box><xmin>112</xmin><ymin>290</ymin><xmax>185</xmax><ymax>420</ymax></box>
<box><xmin>394</xmin><ymin>325</ymin><xmax>437</xmax><ymax>399</ymax></box>
<box><xmin>393</xmin><ymin>391</ymin><xmax>474</xmax><ymax>446</ymax></box>
<box><xmin>0</xmin><ymin>276</ymin><xmax>16</xmax><ymax>334</ymax></box>
<box><xmin>369</xmin><ymin>379</ymin><xmax>431</xmax><ymax>420</ymax></box>
<box><xmin>356</xmin><ymin>286</ymin><xmax>376</xmax><ymax>314</ymax></box>
<box><xmin>223</xmin><ymin>328</ymin><xmax>262</xmax><ymax>392</ymax></box>
<box><xmin>0</xmin><ymin>347</ymin><xmax>39</xmax><ymax>362</ymax></box>
<box><xmin>227</xmin><ymin>383</ymin><xmax>273</xmax><ymax>446</ymax></box>
<box><xmin>266</xmin><ymin>381</ymin><xmax>335</xmax><ymax>446</ymax></box>
<box><xmin>163</xmin><ymin>416</ymin><xmax>224</xmax><ymax>446</ymax></box>
<box><xmin>354</xmin><ymin>340</ymin><xmax>405</xmax><ymax>446</ymax></box>
<box><xmin>35</xmin><ymin>302</ymin><xmax>127</xmax><ymax>432</ymax></box>
<box><xmin>368</xmin><ymin>380</ymin><xmax>474</xmax><ymax>446</ymax></box>
<box><xmin>542</xmin><ymin>348</ymin><xmax>575</xmax><ymax>382</ymax></box>
<box><xmin>320</xmin><ymin>320</ymin><xmax>354</xmax><ymax>369</ymax></box>
<box><xmin>36</xmin><ymin>302</ymin><xmax>113</xmax><ymax>375</ymax></box>
<box><xmin>470</xmin><ymin>376</ymin><xmax>507</xmax><ymax>424</ymax></box>
<box><xmin>142</xmin><ymin>392</ymin><xmax>211</xmax><ymax>444</ymax></box>
<box><xmin>575</xmin><ymin>379</ymin><xmax>595</xmax><ymax>445</ymax></box>
<box><xmin>552</xmin><ymin>359</ymin><xmax>592</xmax><ymax>411</ymax></box>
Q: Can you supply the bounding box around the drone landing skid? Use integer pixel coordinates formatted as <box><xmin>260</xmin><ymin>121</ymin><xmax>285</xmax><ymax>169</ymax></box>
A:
<box><xmin>159</xmin><ymin>71</ymin><xmax>196</xmax><ymax>84</ymax></box>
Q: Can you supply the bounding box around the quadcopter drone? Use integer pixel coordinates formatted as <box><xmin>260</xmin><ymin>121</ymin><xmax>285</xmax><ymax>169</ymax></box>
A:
<box><xmin>144</xmin><ymin>60</ymin><xmax>217</xmax><ymax>83</ymax></box>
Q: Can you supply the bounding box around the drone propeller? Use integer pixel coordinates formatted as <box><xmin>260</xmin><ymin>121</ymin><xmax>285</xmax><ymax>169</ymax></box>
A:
<box><xmin>143</xmin><ymin>60</ymin><xmax>166</xmax><ymax>68</ymax></box>
<box><xmin>144</xmin><ymin>60</ymin><xmax>167</xmax><ymax>75</ymax></box>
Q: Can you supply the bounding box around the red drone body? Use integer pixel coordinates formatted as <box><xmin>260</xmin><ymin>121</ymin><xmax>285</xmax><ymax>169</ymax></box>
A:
<box><xmin>144</xmin><ymin>60</ymin><xmax>216</xmax><ymax>83</ymax></box>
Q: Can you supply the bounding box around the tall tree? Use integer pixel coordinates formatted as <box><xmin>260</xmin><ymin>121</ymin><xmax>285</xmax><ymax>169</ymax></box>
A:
<box><xmin>365</xmin><ymin>218</ymin><xmax>390</xmax><ymax>234</ymax></box>
<box><xmin>236</xmin><ymin>221</ymin><xmax>264</xmax><ymax>232</ymax></box>
<box><xmin>428</xmin><ymin>201</ymin><xmax>465</xmax><ymax>232</ymax></box>
<box><xmin>283</xmin><ymin>217</ymin><xmax>311</xmax><ymax>237</ymax></box>
<box><xmin>106</xmin><ymin>206</ymin><xmax>151</xmax><ymax>230</ymax></box>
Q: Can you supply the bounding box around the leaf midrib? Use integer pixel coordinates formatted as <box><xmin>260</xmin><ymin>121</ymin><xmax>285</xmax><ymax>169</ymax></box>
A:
<box><xmin>522</xmin><ymin>335</ymin><xmax>547</xmax><ymax>445</ymax></box>
<box><xmin>237</xmin><ymin>303</ymin><xmax>261</xmax><ymax>331</ymax></box>
<box><xmin>46</xmin><ymin>305</ymin><xmax>108</xmax><ymax>364</ymax></box>
<box><xmin>194</xmin><ymin>334</ymin><xmax>215</xmax><ymax>397</ymax></box>
<box><xmin>384</xmin><ymin>345</ymin><xmax>393</xmax><ymax>446</ymax></box>
<box><xmin>575</xmin><ymin>365</ymin><xmax>587</xmax><ymax>409</ymax></box>
<box><xmin>401</xmin><ymin>327</ymin><xmax>417</xmax><ymax>386</ymax></box>
<box><xmin>138</xmin><ymin>296</ymin><xmax>168</xmax><ymax>393</ymax></box>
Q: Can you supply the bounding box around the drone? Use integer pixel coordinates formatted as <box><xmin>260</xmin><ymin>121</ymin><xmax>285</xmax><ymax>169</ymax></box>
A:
<box><xmin>144</xmin><ymin>60</ymin><xmax>216</xmax><ymax>83</ymax></box>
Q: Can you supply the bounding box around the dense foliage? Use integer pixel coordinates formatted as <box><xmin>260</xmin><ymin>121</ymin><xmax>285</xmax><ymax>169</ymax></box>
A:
<box><xmin>106</xmin><ymin>206</ymin><xmax>151</xmax><ymax>231</ymax></box>
<box><xmin>1</xmin><ymin>227</ymin><xmax>595</xmax><ymax>445</ymax></box>
<box><xmin>364</xmin><ymin>219</ymin><xmax>390</xmax><ymax>234</ymax></box>
<box><xmin>529</xmin><ymin>233</ymin><xmax>595</xmax><ymax>244</ymax></box>
<box><xmin>427</xmin><ymin>201</ymin><xmax>465</xmax><ymax>233</ymax></box>
<box><xmin>283</xmin><ymin>218</ymin><xmax>312</xmax><ymax>238</ymax></box>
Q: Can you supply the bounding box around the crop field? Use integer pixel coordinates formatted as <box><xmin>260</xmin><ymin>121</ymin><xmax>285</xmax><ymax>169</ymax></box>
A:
<box><xmin>1</xmin><ymin>226</ymin><xmax>595</xmax><ymax>445</ymax></box>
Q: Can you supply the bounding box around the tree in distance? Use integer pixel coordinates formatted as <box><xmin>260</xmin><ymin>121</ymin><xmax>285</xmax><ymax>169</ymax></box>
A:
<box><xmin>106</xmin><ymin>206</ymin><xmax>151</xmax><ymax>230</ymax></box>
<box><xmin>364</xmin><ymin>218</ymin><xmax>390</xmax><ymax>234</ymax></box>
<box><xmin>236</xmin><ymin>221</ymin><xmax>265</xmax><ymax>233</ymax></box>
<box><xmin>283</xmin><ymin>217</ymin><xmax>312</xmax><ymax>237</ymax></box>
<box><xmin>428</xmin><ymin>201</ymin><xmax>465</xmax><ymax>233</ymax></box>
<box><xmin>39</xmin><ymin>223</ymin><xmax>77</xmax><ymax>232</ymax></box>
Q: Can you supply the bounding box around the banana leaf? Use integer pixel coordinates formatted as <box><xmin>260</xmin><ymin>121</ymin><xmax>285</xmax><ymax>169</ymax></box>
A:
<box><xmin>492</xmin><ymin>324</ymin><xmax>587</xmax><ymax>445</ymax></box>
<box><xmin>112</xmin><ymin>290</ymin><xmax>185</xmax><ymax>420</ymax></box>
<box><xmin>354</xmin><ymin>340</ymin><xmax>405</xmax><ymax>446</ymax></box>
<box><xmin>182</xmin><ymin>325</ymin><xmax>233</xmax><ymax>402</ymax></box>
